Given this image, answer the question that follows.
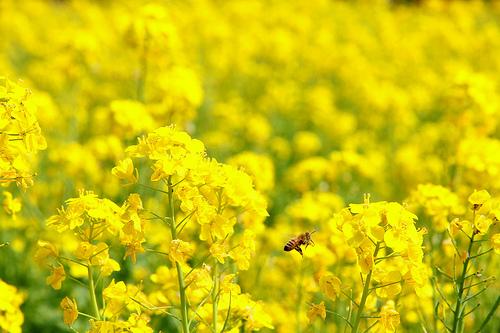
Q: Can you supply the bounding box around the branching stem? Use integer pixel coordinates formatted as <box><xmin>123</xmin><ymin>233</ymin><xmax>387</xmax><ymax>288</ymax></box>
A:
<box><xmin>168</xmin><ymin>177</ymin><xmax>190</xmax><ymax>333</ymax></box>
<box><xmin>351</xmin><ymin>242</ymin><xmax>381</xmax><ymax>333</ymax></box>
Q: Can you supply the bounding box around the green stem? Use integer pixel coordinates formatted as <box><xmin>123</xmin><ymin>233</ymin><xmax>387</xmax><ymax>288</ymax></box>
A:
<box><xmin>475</xmin><ymin>296</ymin><xmax>499</xmax><ymax>333</ymax></box>
<box><xmin>451</xmin><ymin>212</ymin><xmax>476</xmax><ymax>333</ymax></box>
<box><xmin>168</xmin><ymin>177</ymin><xmax>190</xmax><ymax>333</ymax></box>
<box><xmin>87</xmin><ymin>264</ymin><xmax>101</xmax><ymax>320</ymax></box>
<box><xmin>351</xmin><ymin>242</ymin><xmax>381</xmax><ymax>333</ymax></box>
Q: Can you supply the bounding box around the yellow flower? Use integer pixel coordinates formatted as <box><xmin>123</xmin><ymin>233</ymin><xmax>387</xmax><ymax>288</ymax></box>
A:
<box><xmin>227</xmin><ymin>151</ymin><xmax>275</xmax><ymax>193</ymax></box>
<box><xmin>407</xmin><ymin>241</ymin><xmax>424</xmax><ymax>264</ymax></box>
<box><xmin>101</xmin><ymin>258</ymin><xmax>121</xmax><ymax>277</ymax></box>
<box><xmin>373</xmin><ymin>270</ymin><xmax>402</xmax><ymax>298</ymax></box>
<box><xmin>293</xmin><ymin>131</ymin><xmax>322</xmax><ymax>156</ymax></box>
<box><xmin>90</xmin><ymin>242</ymin><xmax>110</xmax><ymax>265</ymax></box>
<box><xmin>110</xmin><ymin>99</ymin><xmax>154</xmax><ymax>135</ymax></box>
<box><xmin>88</xmin><ymin>320</ymin><xmax>126</xmax><ymax>333</ymax></box>
<box><xmin>229</xmin><ymin>230</ymin><xmax>256</xmax><ymax>270</ymax></box>
<box><xmin>168</xmin><ymin>239</ymin><xmax>194</xmax><ymax>264</ymax></box>
<box><xmin>112</xmin><ymin>157</ymin><xmax>138</xmax><ymax>184</ymax></box>
<box><xmin>60</xmin><ymin>297</ymin><xmax>78</xmax><ymax>325</ymax></box>
<box><xmin>210</xmin><ymin>241</ymin><xmax>229</xmax><ymax>264</ymax></box>
<box><xmin>34</xmin><ymin>240</ymin><xmax>59</xmax><ymax>265</ymax></box>
<box><xmin>103</xmin><ymin>280</ymin><xmax>128</xmax><ymax>318</ymax></box>
<box><xmin>103</xmin><ymin>279</ymin><xmax>127</xmax><ymax>300</ymax></box>
<box><xmin>319</xmin><ymin>274</ymin><xmax>341</xmax><ymax>300</ymax></box>
<box><xmin>356</xmin><ymin>238</ymin><xmax>375</xmax><ymax>273</ymax></box>
<box><xmin>229</xmin><ymin>248</ymin><xmax>252</xmax><ymax>270</ymax></box>
<box><xmin>88</xmin><ymin>243</ymin><xmax>120</xmax><ymax>276</ymax></box>
<box><xmin>75</xmin><ymin>241</ymin><xmax>96</xmax><ymax>261</ymax></box>
<box><xmin>468</xmin><ymin>190</ymin><xmax>491</xmax><ymax>211</ymax></box>
<box><xmin>307</xmin><ymin>302</ymin><xmax>326</xmax><ymax>322</ymax></box>
<box><xmin>0</xmin><ymin>78</ymin><xmax>46</xmax><ymax>189</ymax></box>
<box><xmin>220</xmin><ymin>274</ymin><xmax>241</xmax><ymax>294</ymax></box>
<box><xmin>210</xmin><ymin>214</ymin><xmax>237</xmax><ymax>240</ymax></box>
<box><xmin>2</xmin><ymin>191</ymin><xmax>21</xmax><ymax>218</ymax></box>
<box><xmin>475</xmin><ymin>215</ymin><xmax>492</xmax><ymax>234</ymax></box>
<box><xmin>127</xmin><ymin>313</ymin><xmax>153</xmax><ymax>333</ymax></box>
<box><xmin>379</xmin><ymin>301</ymin><xmax>400</xmax><ymax>332</ymax></box>
<box><xmin>230</xmin><ymin>294</ymin><xmax>274</xmax><ymax>330</ymax></box>
<box><xmin>184</xmin><ymin>267</ymin><xmax>212</xmax><ymax>292</ymax></box>
<box><xmin>448</xmin><ymin>218</ymin><xmax>466</xmax><ymax>237</ymax></box>
<box><xmin>46</xmin><ymin>264</ymin><xmax>66</xmax><ymax>290</ymax></box>
<box><xmin>0</xmin><ymin>279</ymin><xmax>25</xmax><ymax>333</ymax></box>
<box><xmin>121</xmin><ymin>221</ymin><xmax>146</xmax><ymax>264</ymax></box>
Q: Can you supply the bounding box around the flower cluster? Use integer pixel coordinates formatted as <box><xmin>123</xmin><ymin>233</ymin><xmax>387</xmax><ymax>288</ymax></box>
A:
<box><xmin>113</xmin><ymin>126</ymin><xmax>271</xmax><ymax>332</ymax></box>
<box><xmin>0</xmin><ymin>77</ymin><xmax>46</xmax><ymax>188</ymax></box>
<box><xmin>0</xmin><ymin>279</ymin><xmax>24</xmax><ymax>333</ymax></box>
<box><xmin>37</xmin><ymin>191</ymin><xmax>149</xmax><ymax>331</ymax></box>
<box><xmin>1</xmin><ymin>1</ymin><xmax>500</xmax><ymax>332</ymax></box>
<box><xmin>309</xmin><ymin>195</ymin><xmax>430</xmax><ymax>333</ymax></box>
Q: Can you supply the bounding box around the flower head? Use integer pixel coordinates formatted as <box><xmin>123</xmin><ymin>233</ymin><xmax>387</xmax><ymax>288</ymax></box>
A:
<box><xmin>60</xmin><ymin>297</ymin><xmax>78</xmax><ymax>326</ymax></box>
<box><xmin>46</xmin><ymin>264</ymin><xmax>66</xmax><ymax>290</ymax></box>
<box><xmin>319</xmin><ymin>274</ymin><xmax>341</xmax><ymax>300</ymax></box>
<box><xmin>169</xmin><ymin>239</ymin><xmax>194</xmax><ymax>264</ymax></box>
<box><xmin>379</xmin><ymin>301</ymin><xmax>400</xmax><ymax>332</ymax></box>
<box><xmin>307</xmin><ymin>302</ymin><xmax>326</xmax><ymax>322</ymax></box>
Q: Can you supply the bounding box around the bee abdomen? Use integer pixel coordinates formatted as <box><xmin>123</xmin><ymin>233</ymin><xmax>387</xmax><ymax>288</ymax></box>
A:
<box><xmin>284</xmin><ymin>240</ymin><xmax>295</xmax><ymax>251</ymax></box>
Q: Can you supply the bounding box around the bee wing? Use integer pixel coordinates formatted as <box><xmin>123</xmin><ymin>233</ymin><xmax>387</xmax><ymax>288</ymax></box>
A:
<box><xmin>281</xmin><ymin>232</ymin><xmax>297</xmax><ymax>242</ymax></box>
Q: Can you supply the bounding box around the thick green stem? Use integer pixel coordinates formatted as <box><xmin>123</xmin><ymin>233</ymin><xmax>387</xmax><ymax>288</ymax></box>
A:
<box><xmin>87</xmin><ymin>264</ymin><xmax>101</xmax><ymax>320</ymax></box>
<box><xmin>351</xmin><ymin>242</ymin><xmax>381</xmax><ymax>333</ymax></box>
<box><xmin>451</xmin><ymin>228</ymin><xmax>476</xmax><ymax>333</ymax></box>
<box><xmin>168</xmin><ymin>177</ymin><xmax>190</xmax><ymax>333</ymax></box>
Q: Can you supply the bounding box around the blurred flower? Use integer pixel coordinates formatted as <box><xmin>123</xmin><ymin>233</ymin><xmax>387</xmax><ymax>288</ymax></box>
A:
<box><xmin>103</xmin><ymin>280</ymin><xmax>128</xmax><ymax>318</ymax></box>
<box><xmin>379</xmin><ymin>301</ymin><xmax>400</xmax><ymax>332</ymax></box>
<box><xmin>491</xmin><ymin>233</ymin><xmax>500</xmax><ymax>254</ymax></box>
<box><xmin>0</xmin><ymin>279</ymin><xmax>24</xmax><ymax>333</ymax></box>
<box><xmin>307</xmin><ymin>301</ymin><xmax>326</xmax><ymax>322</ymax></box>
<box><xmin>168</xmin><ymin>239</ymin><xmax>194</xmax><ymax>264</ymax></box>
<box><xmin>112</xmin><ymin>157</ymin><xmax>138</xmax><ymax>184</ymax></box>
<box><xmin>319</xmin><ymin>274</ymin><xmax>341</xmax><ymax>301</ymax></box>
<box><xmin>46</xmin><ymin>264</ymin><xmax>66</xmax><ymax>290</ymax></box>
<box><xmin>2</xmin><ymin>191</ymin><xmax>21</xmax><ymax>218</ymax></box>
<box><xmin>468</xmin><ymin>190</ymin><xmax>491</xmax><ymax>211</ymax></box>
<box><xmin>60</xmin><ymin>297</ymin><xmax>78</xmax><ymax>326</ymax></box>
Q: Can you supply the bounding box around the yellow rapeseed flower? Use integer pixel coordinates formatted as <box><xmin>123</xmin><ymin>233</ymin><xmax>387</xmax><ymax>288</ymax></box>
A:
<box><xmin>475</xmin><ymin>214</ymin><xmax>492</xmax><ymax>235</ymax></box>
<box><xmin>319</xmin><ymin>273</ymin><xmax>341</xmax><ymax>301</ymax></box>
<box><xmin>168</xmin><ymin>239</ymin><xmax>194</xmax><ymax>264</ymax></box>
<box><xmin>112</xmin><ymin>157</ymin><xmax>138</xmax><ymax>184</ymax></box>
<box><xmin>2</xmin><ymin>191</ymin><xmax>21</xmax><ymax>218</ymax></box>
<box><xmin>379</xmin><ymin>301</ymin><xmax>400</xmax><ymax>332</ymax></box>
<box><xmin>103</xmin><ymin>279</ymin><xmax>128</xmax><ymax>319</ymax></box>
<box><xmin>210</xmin><ymin>241</ymin><xmax>229</xmax><ymax>264</ymax></box>
<box><xmin>60</xmin><ymin>297</ymin><xmax>78</xmax><ymax>325</ymax></box>
<box><xmin>46</xmin><ymin>264</ymin><xmax>66</xmax><ymax>290</ymax></box>
<box><xmin>0</xmin><ymin>279</ymin><xmax>24</xmax><ymax>333</ymax></box>
<box><xmin>468</xmin><ymin>190</ymin><xmax>491</xmax><ymax>212</ymax></box>
<box><xmin>307</xmin><ymin>301</ymin><xmax>326</xmax><ymax>322</ymax></box>
<box><xmin>34</xmin><ymin>240</ymin><xmax>59</xmax><ymax>265</ymax></box>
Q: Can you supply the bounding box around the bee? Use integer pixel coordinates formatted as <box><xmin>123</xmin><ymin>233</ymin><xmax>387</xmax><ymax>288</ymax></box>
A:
<box><xmin>284</xmin><ymin>231</ymin><xmax>316</xmax><ymax>256</ymax></box>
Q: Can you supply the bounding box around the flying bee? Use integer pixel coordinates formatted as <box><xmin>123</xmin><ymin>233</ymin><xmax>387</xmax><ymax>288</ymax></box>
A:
<box><xmin>284</xmin><ymin>230</ymin><xmax>316</xmax><ymax>256</ymax></box>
